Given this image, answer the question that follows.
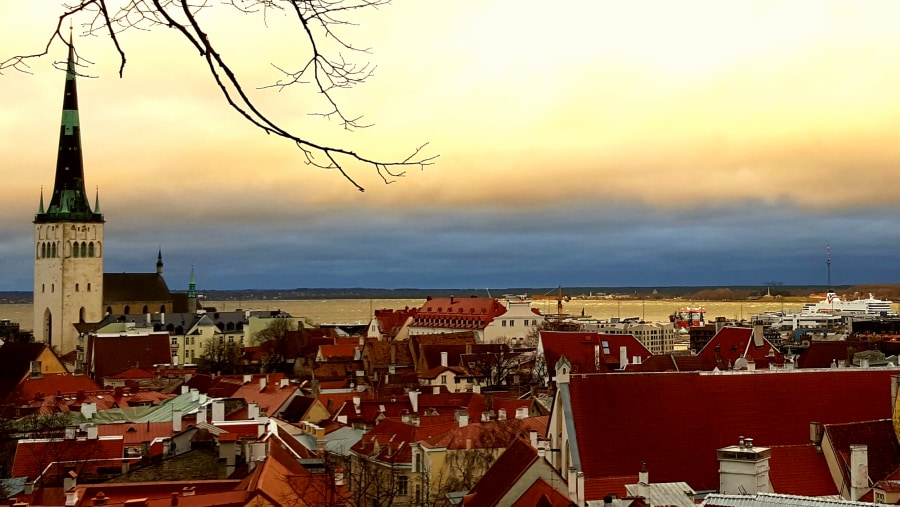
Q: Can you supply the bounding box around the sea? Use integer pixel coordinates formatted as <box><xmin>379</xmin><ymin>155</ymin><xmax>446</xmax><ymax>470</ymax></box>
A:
<box><xmin>0</xmin><ymin>299</ymin><xmax>813</xmax><ymax>331</ymax></box>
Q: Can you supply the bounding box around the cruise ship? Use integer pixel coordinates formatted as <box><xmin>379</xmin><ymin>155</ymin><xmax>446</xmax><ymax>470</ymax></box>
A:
<box><xmin>801</xmin><ymin>291</ymin><xmax>894</xmax><ymax>316</ymax></box>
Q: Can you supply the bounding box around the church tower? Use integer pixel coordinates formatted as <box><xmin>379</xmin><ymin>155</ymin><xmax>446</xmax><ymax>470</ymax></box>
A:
<box><xmin>33</xmin><ymin>36</ymin><xmax>105</xmax><ymax>355</ymax></box>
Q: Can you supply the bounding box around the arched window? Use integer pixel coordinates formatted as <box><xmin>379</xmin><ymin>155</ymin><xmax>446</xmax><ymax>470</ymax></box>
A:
<box><xmin>87</xmin><ymin>283</ymin><xmax>91</xmax><ymax>291</ymax></box>
<box><xmin>75</xmin><ymin>283</ymin><xmax>79</xmax><ymax>292</ymax></box>
<box><xmin>41</xmin><ymin>243</ymin><xmax>46</xmax><ymax>258</ymax></box>
<box><xmin>160</xmin><ymin>305</ymin><xmax>166</xmax><ymax>313</ymax></box>
<box><xmin>42</xmin><ymin>284</ymin><xmax>45</xmax><ymax>293</ymax></box>
<box><xmin>142</xmin><ymin>305</ymin><xmax>149</xmax><ymax>314</ymax></box>
<box><xmin>79</xmin><ymin>307</ymin><xmax>86</xmax><ymax>323</ymax></box>
<box><xmin>80</xmin><ymin>242</ymin><xmax>87</xmax><ymax>257</ymax></box>
<box><xmin>88</xmin><ymin>243</ymin><xmax>94</xmax><ymax>257</ymax></box>
<box><xmin>51</xmin><ymin>284</ymin><xmax>54</xmax><ymax>293</ymax></box>
<box><xmin>124</xmin><ymin>305</ymin><xmax>131</xmax><ymax>315</ymax></box>
<box><xmin>52</xmin><ymin>243</ymin><xmax>57</xmax><ymax>257</ymax></box>
<box><xmin>72</xmin><ymin>242</ymin><xmax>79</xmax><ymax>258</ymax></box>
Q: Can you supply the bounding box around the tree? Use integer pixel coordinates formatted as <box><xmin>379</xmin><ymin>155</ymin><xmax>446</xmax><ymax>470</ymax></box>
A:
<box><xmin>252</xmin><ymin>318</ymin><xmax>296</xmax><ymax>373</ymax></box>
<box><xmin>198</xmin><ymin>336</ymin><xmax>243</xmax><ymax>375</ymax></box>
<box><xmin>1</xmin><ymin>1</ymin><xmax>436</xmax><ymax>191</ymax></box>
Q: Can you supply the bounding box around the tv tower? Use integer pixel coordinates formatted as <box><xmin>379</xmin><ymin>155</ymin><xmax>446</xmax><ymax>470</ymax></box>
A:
<box><xmin>826</xmin><ymin>245</ymin><xmax>832</xmax><ymax>289</ymax></box>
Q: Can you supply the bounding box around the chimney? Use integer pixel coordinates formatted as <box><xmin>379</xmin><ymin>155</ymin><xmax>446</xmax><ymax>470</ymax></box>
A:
<box><xmin>243</xmin><ymin>374</ymin><xmax>252</xmax><ymax>384</ymax></box>
<box><xmin>248</xmin><ymin>402</ymin><xmax>260</xmax><ymax>420</ymax></box>
<box><xmin>172</xmin><ymin>409</ymin><xmax>182</xmax><ymax>432</ymax></box>
<box><xmin>515</xmin><ymin>406</ymin><xmax>528</xmax><ymax>419</ymax></box>
<box><xmin>181</xmin><ymin>385</ymin><xmax>189</xmax><ymax>395</ymax></box>
<box><xmin>280</xmin><ymin>378</ymin><xmax>289</xmax><ymax>388</ymax></box>
<box><xmin>637</xmin><ymin>462</ymin><xmax>649</xmax><ymax>500</ymax></box>
<box><xmin>198</xmin><ymin>393</ymin><xmax>207</xmax><ymax>405</ymax></box>
<box><xmin>577</xmin><ymin>471</ymin><xmax>585</xmax><ymax>506</ymax></box>
<box><xmin>458</xmin><ymin>414</ymin><xmax>469</xmax><ymax>428</ymax></box>
<box><xmin>440</xmin><ymin>351</ymin><xmax>448</xmax><ymax>367</ymax></box>
<box><xmin>86</xmin><ymin>424</ymin><xmax>98</xmax><ymax>440</ymax></box>
<box><xmin>91</xmin><ymin>492</ymin><xmax>108</xmax><ymax>506</ymax></box>
<box><xmin>753</xmin><ymin>324</ymin><xmax>765</xmax><ymax>347</ymax></box>
<box><xmin>197</xmin><ymin>405</ymin><xmax>207</xmax><ymax>424</ymax></box>
<box><xmin>619</xmin><ymin>346</ymin><xmax>628</xmax><ymax>369</ymax></box>
<box><xmin>809</xmin><ymin>421</ymin><xmax>823</xmax><ymax>449</ymax></box>
<box><xmin>81</xmin><ymin>402</ymin><xmax>96</xmax><ymax>420</ymax></box>
<box><xmin>212</xmin><ymin>401</ymin><xmax>225</xmax><ymax>422</ymax></box>
<box><xmin>190</xmin><ymin>388</ymin><xmax>199</xmax><ymax>402</ymax></box>
<box><xmin>567</xmin><ymin>468</ymin><xmax>577</xmax><ymax>501</ymax></box>
<box><xmin>181</xmin><ymin>486</ymin><xmax>195</xmax><ymax>497</ymax></box>
<box><xmin>717</xmin><ymin>437</ymin><xmax>771</xmax><ymax>495</ymax></box>
<box><xmin>529</xmin><ymin>430</ymin><xmax>538</xmax><ymax>448</ymax></box>
<box><xmin>408</xmin><ymin>390</ymin><xmax>419</xmax><ymax>413</ymax></box>
<box><xmin>498</xmin><ymin>408</ymin><xmax>507</xmax><ymax>420</ymax></box>
<box><xmin>259</xmin><ymin>376</ymin><xmax>268</xmax><ymax>391</ymax></box>
<box><xmin>64</xmin><ymin>470</ymin><xmax>78</xmax><ymax>496</ymax></box>
<box><xmin>850</xmin><ymin>444</ymin><xmax>868</xmax><ymax>501</ymax></box>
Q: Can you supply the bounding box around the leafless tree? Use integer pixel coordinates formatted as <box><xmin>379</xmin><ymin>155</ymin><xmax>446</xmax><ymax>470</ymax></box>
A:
<box><xmin>199</xmin><ymin>336</ymin><xmax>243</xmax><ymax>375</ymax></box>
<box><xmin>1</xmin><ymin>1</ymin><xmax>436</xmax><ymax>191</ymax></box>
<box><xmin>252</xmin><ymin>318</ymin><xmax>296</xmax><ymax>373</ymax></box>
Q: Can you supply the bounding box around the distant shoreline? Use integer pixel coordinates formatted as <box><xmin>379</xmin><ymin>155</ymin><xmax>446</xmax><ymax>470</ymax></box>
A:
<box><xmin>2</xmin><ymin>284</ymin><xmax>897</xmax><ymax>304</ymax></box>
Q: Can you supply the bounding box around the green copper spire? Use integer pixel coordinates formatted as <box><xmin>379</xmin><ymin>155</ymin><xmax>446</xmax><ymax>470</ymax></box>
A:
<box><xmin>38</xmin><ymin>187</ymin><xmax>45</xmax><ymax>214</ymax></box>
<box><xmin>94</xmin><ymin>186</ymin><xmax>100</xmax><ymax>213</ymax></box>
<box><xmin>35</xmin><ymin>32</ymin><xmax>103</xmax><ymax>224</ymax></box>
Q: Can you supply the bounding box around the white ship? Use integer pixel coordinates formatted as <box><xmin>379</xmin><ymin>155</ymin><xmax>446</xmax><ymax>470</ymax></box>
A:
<box><xmin>801</xmin><ymin>291</ymin><xmax>894</xmax><ymax>316</ymax></box>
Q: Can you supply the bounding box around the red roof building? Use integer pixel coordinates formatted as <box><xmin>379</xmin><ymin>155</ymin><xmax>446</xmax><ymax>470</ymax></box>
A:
<box><xmin>13</xmin><ymin>435</ymin><xmax>125</xmax><ymax>486</ymax></box>
<box><xmin>696</xmin><ymin>326</ymin><xmax>784</xmax><ymax>369</ymax></box>
<box><xmin>547</xmin><ymin>365</ymin><xmax>900</xmax><ymax>497</ymax></box>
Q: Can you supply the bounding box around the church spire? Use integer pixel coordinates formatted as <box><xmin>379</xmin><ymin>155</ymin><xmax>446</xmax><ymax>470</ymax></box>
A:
<box><xmin>35</xmin><ymin>31</ymin><xmax>102</xmax><ymax>223</ymax></box>
<box><xmin>38</xmin><ymin>187</ymin><xmax>45</xmax><ymax>214</ymax></box>
<box><xmin>188</xmin><ymin>266</ymin><xmax>197</xmax><ymax>299</ymax></box>
<box><xmin>156</xmin><ymin>248</ymin><xmax>163</xmax><ymax>276</ymax></box>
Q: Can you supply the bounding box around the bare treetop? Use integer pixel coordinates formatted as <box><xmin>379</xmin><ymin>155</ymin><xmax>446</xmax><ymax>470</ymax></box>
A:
<box><xmin>1</xmin><ymin>0</ymin><xmax>437</xmax><ymax>192</ymax></box>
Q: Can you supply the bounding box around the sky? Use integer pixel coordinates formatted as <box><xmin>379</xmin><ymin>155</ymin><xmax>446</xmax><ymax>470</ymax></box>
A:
<box><xmin>2</xmin><ymin>1</ymin><xmax>900</xmax><ymax>291</ymax></box>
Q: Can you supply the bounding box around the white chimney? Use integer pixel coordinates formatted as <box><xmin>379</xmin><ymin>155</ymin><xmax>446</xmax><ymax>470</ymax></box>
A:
<box><xmin>172</xmin><ymin>409</ymin><xmax>183</xmax><ymax>432</ymax></box>
<box><xmin>181</xmin><ymin>385</ymin><xmax>189</xmax><ymax>395</ymax></box>
<box><xmin>212</xmin><ymin>400</ymin><xmax>225</xmax><ymax>422</ymax></box>
<box><xmin>81</xmin><ymin>402</ymin><xmax>96</xmax><ymax>420</ymax></box>
<box><xmin>529</xmin><ymin>430</ymin><xmax>538</xmax><ymax>448</ymax></box>
<box><xmin>637</xmin><ymin>462</ymin><xmax>649</xmax><ymax>500</ymax></box>
<box><xmin>197</xmin><ymin>405</ymin><xmax>207</xmax><ymax>424</ymax></box>
<box><xmin>248</xmin><ymin>402</ymin><xmax>260</xmax><ymax>420</ymax></box>
<box><xmin>620</xmin><ymin>346</ymin><xmax>628</xmax><ymax>368</ymax></box>
<box><xmin>441</xmin><ymin>351</ymin><xmax>448</xmax><ymax>367</ymax></box>
<box><xmin>199</xmin><ymin>393</ymin><xmax>207</xmax><ymax>405</ymax></box>
<box><xmin>260</xmin><ymin>376</ymin><xmax>268</xmax><ymax>391</ymax></box>
<box><xmin>458</xmin><ymin>414</ymin><xmax>469</xmax><ymax>427</ymax></box>
<box><xmin>498</xmin><ymin>408</ymin><xmax>507</xmax><ymax>420</ymax></box>
<box><xmin>86</xmin><ymin>424</ymin><xmax>98</xmax><ymax>440</ymax></box>
<box><xmin>850</xmin><ymin>444</ymin><xmax>868</xmax><ymax>501</ymax></box>
<box><xmin>516</xmin><ymin>406</ymin><xmax>528</xmax><ymax>419</ymax></box>
<box><xmin>190</xmin><ymin>388</ymin><xmax>199</xmax><ymax>401</ymax></box>
<box><xmin>280</xmin><ymin>378</ymin><xmax>289</xmax><ymax>388</ymax></box>
<box><xmin>409</xmin><ymin>390</ymin><xmax>419</xmax><ymax>413</ymax></box>
<box><xmin>243</xmin><ymin>374</ymin><xmax>252</xmax><ymax>384</ymax></box>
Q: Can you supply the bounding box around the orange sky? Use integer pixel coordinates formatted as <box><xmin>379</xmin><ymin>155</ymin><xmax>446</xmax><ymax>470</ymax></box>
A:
<box><xmin>2</xmin><ymin>1</ymin><xmax>900</xmax><ymax>289</ymax></box>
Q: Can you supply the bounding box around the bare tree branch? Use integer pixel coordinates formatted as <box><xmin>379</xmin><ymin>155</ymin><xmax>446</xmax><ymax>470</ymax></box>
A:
<box><xmin>2</xmin><ymin>0</ymin><xmax>437</xmax><ymax>192</ymax></box>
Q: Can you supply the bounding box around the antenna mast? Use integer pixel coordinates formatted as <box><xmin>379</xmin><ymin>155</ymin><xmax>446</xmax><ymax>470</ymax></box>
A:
<box><xmin>826</xmin><ymin>245</ymin><xmax>831</xmax><ymax>289</ymax></box>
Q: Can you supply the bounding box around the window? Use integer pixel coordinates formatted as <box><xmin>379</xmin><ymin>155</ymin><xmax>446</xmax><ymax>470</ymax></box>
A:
<box><xmin>87</xmin><ymin>283</ymin><xmax>91</xmax><ymax>291</ymax></box>
<box><xmin>171</xmin><ymin>337</ymin><xmax>178</xmax><ymax>346</ymax></box>
<box><xmin>502</xmin><ymin>320</ymin><xmax>507</xmax><ymax>327</ymax></box>
<box><xmin>414</xmin><ymin>453</ymin><xmax>421</xmax><ymax>472</ymax></box>
<box><xmin>72</xmin><ymin>242</ymin><xmax>79</xmax><ymax>257</ymax></box>
<box><xmin>510</xmin><ymin>320</ymin><xmax>515</xmax><ymax>327</ymax></box>
<box><xmin>75</xmin><ymin>283</ymin><xmax>79</xmax><ymax>292</ymax></box>
<box><xmin>397</xmin><ymin>476</ymin><xmax>409</xmax><ymax>496</ymax></box>
<box><xmin>88</xmin><ymin>242</ymin><xmax>94</xmax><ymax>257</ymax></box>
<box><xmin>441</xmin><ymin>375</ymin><xmax>447</xmax><ymax>384</ymax></box>
<box><xmin>80</xmin><ymin>242</ymin><xmax>87</xmax><ymax>257</ymax></box>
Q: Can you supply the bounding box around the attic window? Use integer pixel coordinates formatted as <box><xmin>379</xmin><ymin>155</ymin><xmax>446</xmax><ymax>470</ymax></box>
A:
<box><xmin>602</xmin><ymin>341</ymin><xmax>610</xmax><ymax>355</ymax></box>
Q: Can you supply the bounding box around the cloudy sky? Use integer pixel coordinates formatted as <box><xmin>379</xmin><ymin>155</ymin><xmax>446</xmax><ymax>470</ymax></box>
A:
<box><xmin>2</xmin><ymin>0</ymin><xmax>900</xmax><ymax>291</ymax></box>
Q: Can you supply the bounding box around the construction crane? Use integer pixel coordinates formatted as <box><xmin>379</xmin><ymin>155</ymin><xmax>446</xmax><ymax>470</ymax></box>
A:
<box><xmin>530</xmin><ymin>286</ymin><xmax>570</xmax><ymax>317</ymax></box>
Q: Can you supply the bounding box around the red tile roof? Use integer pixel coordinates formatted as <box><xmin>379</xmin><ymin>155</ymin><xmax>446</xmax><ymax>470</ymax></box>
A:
<box><xmin>12</xmin><ymin>373</ymin><xmax>100</xmax><ymax>404</ymax></box>
<box><xmin>627</xmin><ymin>354</ymin><xmax>719</xmax><ymax>372</ymax></box>
<box><xmin>84</xmin><ymin>333</ymin><xmax>172</xmax><ymax>383</ymax></box>
<box><xmin>97</xmin><ymin>421</ymin><xmax>177</xmax><ymax>446</ymax></box>
<box><xmin>463</xmin><ymin>437</ymin><xmax>538</xmax><ymax>507</ymax></box>
<box><xmin>13</xmin><ymin>436</ymin><xmax>124</xmax><ymax>484</ymax></box>
<box><xmin>565</xmin><ymin>368</ymin><xmax>898</xmax><ymax>491</ymax></box>
<box><xmin>796</xmin><ymin>340</ymin><xmax>872</xmax><ymax>369</ymax></box>
<box><xmin>373</xmin><ymin>308</ymin><xmax>415</xmax><ymax>339</ymax></box>
<box><xmin>318</xmin><ymin>344</ymin><xmax>361</xmax><ymax>361</ymax></box>
<box><xmin>412</xmin><ymin>297</ymin><xmax>508</xmax><ymax>330</ymax></box>
<box><xmin>422</xmin><ymin>416</ymin><xmax>548</xmax><ymax>450</ymax></box>
<box><xmin>230</xmin><ymin>378</ymin><xmax>297</xmax><ymax>416</ymax></box>
<box><xmin>824</xmin><ymin>419</ymin><xmax>900</xmax><ymax>491</ymax></box>
<box><xmin>106</xmin><ymin>366</ymin><xmax>158</xmax><ymax>379</ymax></box>
<box><xmin>697</xmin><ymin>326</ymin><xmax>783</xmax><ymax>369</ymax></box>
<box><xmin>768</xmin><ymin>444</ymin><xmax>837</xmax><ymax>496</ymax></box>
<box><xmin>511</xmin><ymin>478</ymin><xmax>572</xmax><ymax>507</ymax></box>
<box><xmin>540</xmin><ymin>331</ymin><xmax>610</xmax><ymax>374</ymax></box>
